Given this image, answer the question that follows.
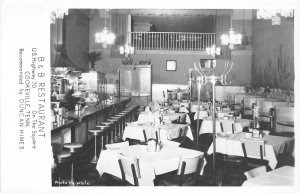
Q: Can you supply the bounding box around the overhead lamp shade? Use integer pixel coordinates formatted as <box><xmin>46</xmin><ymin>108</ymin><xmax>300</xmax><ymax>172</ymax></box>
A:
<box><xmin>51</xmin><ymin>11</ymin><xmax>82</xmax><ymax>71</ymax></box>
<box><xmin>52</xmin><ymin>44</ymin><xmax>82</xmax><ymax>71</ymax></box>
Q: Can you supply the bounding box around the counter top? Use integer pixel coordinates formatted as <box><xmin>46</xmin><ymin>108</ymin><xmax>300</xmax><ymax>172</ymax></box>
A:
<box><xmin>51</xmin><ymin>97</ymin><xmax>131</xmax><ymax>134</ymax></box>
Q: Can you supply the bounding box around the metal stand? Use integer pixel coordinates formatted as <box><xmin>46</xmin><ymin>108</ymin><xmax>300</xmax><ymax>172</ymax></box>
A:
<box><xmin>192</xmin><ymin>61</ymin><xmax>234</xmax><ymax>185</ymax></box>
<box><xmin>90</xmin><ymin>135</ymin><xmax>98</xmax><ymax>163</ymax></box>
<box><xmin>196</xmin><ymin>78</ymin><xmax>202</xmax><ymax>149</ymax></box>
<box><xmin>212</xmin><ymin>81</ymin><xmax>217</xmax><ymax>184</ymax></box>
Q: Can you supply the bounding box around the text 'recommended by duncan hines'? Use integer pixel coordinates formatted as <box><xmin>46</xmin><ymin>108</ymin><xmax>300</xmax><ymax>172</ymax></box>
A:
<box><xmin>18</xmin><ymin>48</ymin><xmax>46</xmax><ymax>150</ymax></box>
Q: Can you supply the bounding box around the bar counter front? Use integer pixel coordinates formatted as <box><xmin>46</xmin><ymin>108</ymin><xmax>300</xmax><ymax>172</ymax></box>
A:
<box><xmin>51</xmin><ymin>97</ymin><xmax>131</xmax><ymax>153</ymax></box>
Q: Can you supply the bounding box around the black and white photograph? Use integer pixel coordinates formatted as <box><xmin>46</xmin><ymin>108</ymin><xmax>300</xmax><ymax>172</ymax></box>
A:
<box><xmin>0</xmin><ymin>0</ymin><xmax>299</xmax><ymax>193</ymax></box>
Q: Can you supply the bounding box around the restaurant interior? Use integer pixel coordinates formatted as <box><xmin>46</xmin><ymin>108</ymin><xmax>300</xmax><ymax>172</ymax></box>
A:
<box><xmin>50</xmin><ymin>9</ymin><xmax>295</xmax><ymax>187</ymax></box>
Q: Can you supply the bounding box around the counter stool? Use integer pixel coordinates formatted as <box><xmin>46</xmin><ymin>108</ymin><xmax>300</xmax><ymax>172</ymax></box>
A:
<box><xmin>56</xmin><ymin>151</ymin><xmax>72</xmax><ymax>186</ymax></box>
<box><xmin>95</xmin><ymin>125</ymin><xmax>110</xmax><ymax>151</ymax></box>
<box><xmin>101</xmin><ymin>121</ymin><xmax>115</xmax><ymax>144</ymax></box>
<box><xmin>89</xmin><ymin>128</ymin><xmax>105</xmax><ymax>163</ymax></box>
<box><xmin>106</xmin><ymin>118</ymin><xmax>119</xmax><ymax>143</ymax></box>
<box><xmin>121</xmin><ymin>110</ymin><xmax>131</xmax><ymax>122</ymax></box>
<box><xmin>129</xmin><ymin>105</ymin><xmax>140</xmax><ymax>121</ymax></box>
<box><xmin>118</xmin><ymin>112</ymin><xmax>128</xmax><ymax>127</ymax></box>
<box><xmin>122</xmin><ymin>110</ymin><xmax>133</xmax><ymax>122</ymax></box>
<box><xmin>110</xmin><ymin>116</ymin><xmax>123</xmax><ymax>140</ymax></box>
<box><xmin>114</xmin><ymin>114</ymin><xmax>126</xmax><ymax>138</ymax></box>
<box><xmin>63</xmin><ymin>143</ymin><xmax>83</xmax><ymax>185</ymax></box>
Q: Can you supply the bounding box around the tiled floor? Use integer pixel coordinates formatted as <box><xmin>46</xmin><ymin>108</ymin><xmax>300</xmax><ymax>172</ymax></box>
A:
<box><xmin>52</xmin><ymin>137</ymin><xmax>246</xmax><ymax>186</ymax></box>
<box><xmin>52</xmin><ymin>117</ymin><xmax>294</xmax><ymax>187</ymax></box>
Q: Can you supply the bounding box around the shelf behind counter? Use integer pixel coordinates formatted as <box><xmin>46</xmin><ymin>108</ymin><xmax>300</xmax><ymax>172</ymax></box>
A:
<box><xmin>51</xmin><ymin>97</ymin><xmax>131</xmax><ymax>151</ymax></box>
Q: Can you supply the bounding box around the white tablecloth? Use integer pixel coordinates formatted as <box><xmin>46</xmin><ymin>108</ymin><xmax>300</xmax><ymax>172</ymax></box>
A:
<box><xmin>96</xmin><ymin>144</ymin><xmax>205</xmax><ymax>186</ymax></box>
<box><xmin>207</xmin><ymin>132</ymin><xmax>294</xmax><ymax>169</ymax></box>
<box><xmin>242</xmin><ymin>166</ymin><xmax>294</xmax><ymax>186</ymax></box>
<box><xmin>122</xmin><ymin>122</ymin><xmax>194</xmax><ymax>142</ymax></box>
<box><xmin>194</xmin><ymin>110</ymin><xmax>209</xmax><ymax>120</ymax></box>
<box><xmin>138</xmin><ymin>112</ymin><xmax>190</xmax><ymax>124</ymax></box>
<box><xmin>193</xmin><ymin>109</ymin><xmax>233</xmax><ymax>120</ymax></box>
<box><xmin>199</xmin><ymin>118</ymin><xmax>244</xmax><ymax>135</ymax></box>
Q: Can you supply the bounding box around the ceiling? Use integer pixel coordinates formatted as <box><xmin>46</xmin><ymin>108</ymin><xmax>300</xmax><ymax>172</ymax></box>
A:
<box><xmin>121</xmin><ymin>9</ymin><xmax>232</xmax><ymax>16</ymax></box>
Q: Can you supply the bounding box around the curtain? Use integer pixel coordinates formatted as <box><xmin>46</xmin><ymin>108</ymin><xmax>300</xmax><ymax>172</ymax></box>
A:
<box><xmin>216</xmin><ymin>15</ymin><xmax>231</xmax><ymax>60</ymax></box>
<box><xmin>110</xmin><ymin>11</ymin><xmax>128</xmax><ymax>58</ymax></box>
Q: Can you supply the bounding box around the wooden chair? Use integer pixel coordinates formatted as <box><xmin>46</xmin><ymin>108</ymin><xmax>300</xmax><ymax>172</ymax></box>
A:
<box><xmin>221</xmin><ymin>154</ymin><xmax>245</xmax><ymax>186</ymax></box>
<box><xmin>220</xmin><ymin>122</ymin><xmax>235</xmax><ymax>134</ymax></box>
<box><xmin>240</xmin><ymin>138</ymin><xmax>269</xmax><ymax>170</ymax></box>
<box><xmin>221</xmin><ymin>138</ymin><xmax>268</xmax><ymax>186</ymax></box>
<box><xmin>118</xmin><ymin>154</ymin><xmax>141</xmax><ymax>186</ymax></box>
<box><xmin>198</xmin><ymin>133</ymin><xmax>213</xmax><ymax>156</ymax></box>
<box><xmin>276</xmin><ymin>139</ymin><xmax>295</xmax><ymax>168</ymax></box>
<box><xmin>155</xmin><ymin>154</ymin><xmax>204</xmax><ymax>186</ymax></box>
<box><xmin>244</xmin><ymin>165</ymin><xmax>267</xmax><ymax>180</ymax></box>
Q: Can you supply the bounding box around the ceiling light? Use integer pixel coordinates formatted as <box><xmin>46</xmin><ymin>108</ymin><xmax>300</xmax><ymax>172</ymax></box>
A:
<box><xmin>95</xmin><ymin>9</ymin><xmax>116</xmax><ymax>48</ymax></box>
<box><xmin>206</xmin><ymin>44</ymin><xmax>221</xmax><ymax>57</ymax></box>
<box><xmin>221</xmin><ymin>10</ymin><xmax>242</xmax><ymax>50</ymax></box>
<box><xmin>50</xmin><ymin>9</ymin><xmax>68</xmax><ymax>24</ymax></box>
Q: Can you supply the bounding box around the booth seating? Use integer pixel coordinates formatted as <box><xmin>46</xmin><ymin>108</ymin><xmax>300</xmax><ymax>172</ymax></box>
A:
<box><xmin>272</xmin><ymin>106</ymin><xmax>294</xmax><ymax>136</ymax></box>
<box><xmin>256</xmin><ymin>99</ymin><xmax>291</xmax><ymax>131</ymax></box>
<box><xmin>242</xmin><ymin>95</ymin><xmax>265</xmax><ymax>118</ymax></box>
<box><xmin>233</xmin><ymin>93</ymin><xmax>245</xmax><ymax>110</ymax></box>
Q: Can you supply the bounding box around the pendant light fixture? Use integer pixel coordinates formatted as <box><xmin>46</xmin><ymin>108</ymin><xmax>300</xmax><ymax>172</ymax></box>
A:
<box><xmin>256</xmin><ymin>9</ymin><xmax>294</xmax><ymax>26</ymax></box>
<box><xmin>221</xmin><ymin>10</ymin><xmax>242</xmax><ymax>50</ymax></box>
<box><xmin>206</xmin><ymin>10</ymin><xmax>221</xmax><ymax>57</ymax></box>
<box><xmin>241</xmin><ymin>9</ymin><xmax>249</xmax><ymax>45</ymax></box>
<box><xmin>95</xmin><ymin>9</ymin><xmax>116</xmax><ymax>48</ymax></box>
<box><xmin>50</xmin><ymin>9</ymin><xmax>69</xmax><ymax>24</ymax></box>
<box><xmin>257</xmin><ymin>9</ymin><xmax>294</xmax><ymax>19</ymax></box>
<box><xmin>119</xmin><ymin>43</ymin><xmax>135</xmax><ymax>65</ymax></box>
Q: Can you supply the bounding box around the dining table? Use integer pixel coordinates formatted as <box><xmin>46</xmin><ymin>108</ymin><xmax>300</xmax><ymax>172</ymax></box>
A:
<box><xmin>199</xmin><ymin>118</ymin><xmax>250</xmax><ymax>135</ymax></box>
<box><xmin>207</xmin><ymin>132</ymin><xmax>294</xmax><ymax>169</ymax></box>
<box><xmin>193</xmin><ymin>108</ymin><xmax>232</xmax><ymax>120</ymax></box>
<box><xmin>96</xmin><ymin>144</ymin><xmax>205</xmax><ymax>186</ymax></box>
<box><xmin>138</xmin><ymin>111</ymin><xmax>190</xmax><ymax>124</ymax></box>
<box><xmin>122</xmin><ymin>121</ymin><xmax>194</xmax><ymax>142</ymax></box>
<box><xmin>242</xmin><ymin>166</ymin><xmax>294</xmax><ymax>186</ymax></box>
